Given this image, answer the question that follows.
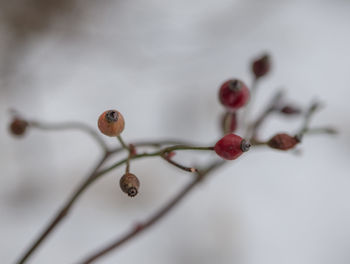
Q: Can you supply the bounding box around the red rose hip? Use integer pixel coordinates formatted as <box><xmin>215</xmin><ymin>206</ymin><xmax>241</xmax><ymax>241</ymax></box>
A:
<box><xmin>219</xmin><ymin>79</ymin><xmax>250</xmax><ymax>110</ymax></box>
<box><xmin>214</xmin><ymin>134</ymin><xmax>251</xmax><ymax>160</ymax></box>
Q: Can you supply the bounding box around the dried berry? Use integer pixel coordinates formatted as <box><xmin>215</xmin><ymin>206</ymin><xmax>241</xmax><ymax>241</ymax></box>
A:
<box><xmin>267</xmin><ymin>133</ymin><xmax>299</xmax><ymax>150</ymax></box>
<box><xmin>252</xmin><ymin>54</ymin><xmax>270</xmax><ymax>79</ymax></box>
<box><xmin>218</xmin><ymin>79</ymin><xmax>250</xmax><ymax>110</ymax></box>
<box><xmin>214</xmin><ymin>134</ymin><xmax>251</xmax><ymax>160</ymax></box>
<box><xmin>221</xmin><ymin>111</ymin><xmax>237</xmax><ymax>134</ymax></box>
<box><xmin>9</xmin><ymin>118</ymin><xmax>28</xmax><ymax>137</ymax></box>
<box><xmin>98</xmin><ymin>110</ymin><xmax>125</xmax><ymax>137</ymax></box>
<box><xmin>119</xmin><ymin>173</ymin><xmax>140</xmax><ymax>197</ymax></box>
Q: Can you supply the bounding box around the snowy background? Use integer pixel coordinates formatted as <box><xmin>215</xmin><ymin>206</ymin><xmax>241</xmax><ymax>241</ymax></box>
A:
<box><xmin>1</xmin><ymin>0</ymin><xmax>350</xmax><ymax>263</ymax></box>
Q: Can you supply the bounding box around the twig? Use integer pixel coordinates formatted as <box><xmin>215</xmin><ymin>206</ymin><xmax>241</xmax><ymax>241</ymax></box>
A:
<box><xmin>247</xmin><ymin>90</ymin><xmax>284</xmax><ymax>139</ymax></box>
<box><xmin>161</xmin><ymin>155</ymin><xmax>198</xmax><ymax>173</ymax></box>
<box><xmin>29</xmin><ymin>120</ymin><xmax>109</xmax><ymax>152</ymax></box>
<box><xmin>109</xmin><ymin>139</ymin><xmax>194</xmax><ymax>153</ymax></box>
<box><xmin>15</xmin><ymin>144</ymin><xmax>214</xmax><ymax>264</ymax></box>
<box><xmin>116</xmin><ymin>135</ymin><xmax>129</xmax><ymax>150</ymax></box>
<box><xmin>295</xmin><ymin>101</ymin><xmax>322</xmax><ymax>141</ymax></box>
<box><xmin>304</xmin><ymin>126</ymin><xmax>337</xmax><ymax>135</ymax></box>
<box><xmin>76</xmin><ymin>160</ymin><xmax>225</xmax><ymax>264</ymax></box>
<box><xmin>16</xmin><ymin>153</ymin><xmax>110</xmax><ymax>264</ymax></box>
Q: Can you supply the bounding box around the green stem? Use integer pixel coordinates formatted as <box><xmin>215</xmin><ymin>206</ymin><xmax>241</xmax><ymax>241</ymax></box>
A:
<box><xmin>116</xmin><ymin>135</ymin><xmax>129</xmax><ymax>150</ymax></box>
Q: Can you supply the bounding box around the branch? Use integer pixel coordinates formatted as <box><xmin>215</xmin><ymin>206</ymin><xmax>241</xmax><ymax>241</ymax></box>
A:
<box><xmin>16</xmin><ymin>153</ymin><xmax>110</xmax><ymax>264</ymax></box>
<box><xmin>28</xmin><ymin>120</ymin><xmax>109</xmax><ymax>152</ymax></box>
<box><xmin>247</xmin><ymin>90</ymin><xmax>284</xmax><ymax>139</ymax></box>
<box><xmin>15</xmin><ymin>144</ymin><xmax>214</xmax><ymax>264</ymax></box>
<box><xmin>76</xmin><ymin>160</ymin><xmax>225</xmax><ymax>264</ymax></box>
<box><xmin>295</xmin><ymin>101</ymin><xmax>323</xmax><ymax>141</ymax></box>
<box><xmin>161</xmin><ymin>155</ymin><xmax>198</xmax><ymax>173</ymax></box>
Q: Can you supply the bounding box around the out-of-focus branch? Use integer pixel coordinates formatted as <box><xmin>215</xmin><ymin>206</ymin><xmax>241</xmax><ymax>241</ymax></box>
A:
<box><xmin>247</xmin><ymin>90</ymin><xmax>284</xmax><ymax>139</ymax></box>
<box><xmin>76</xmin><ymin>160</ymin><xmax>225</xmax><ymax>264</ymax></box>
<box><xmin>16</xmin><ymin>153</ymin><xmax>110</xmax><ymax>264</ymax></box>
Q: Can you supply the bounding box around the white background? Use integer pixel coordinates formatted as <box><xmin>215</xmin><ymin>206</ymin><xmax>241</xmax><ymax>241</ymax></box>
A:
<box><xmin>1</xmin><ymin>0</ymin><xmax>350</xmax><ymax>263</ymax></box>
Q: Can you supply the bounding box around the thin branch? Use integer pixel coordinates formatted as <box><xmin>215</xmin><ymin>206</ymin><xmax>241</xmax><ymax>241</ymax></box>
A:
<box><xmin>161</xmin><ymin>155</ymin><xmax>198</xmax><ymax>173</ymax></box>
<box><xmin>304</xmin><ymin>126</ymin><xmax>337</xmax><ymax>135</ymax></box>
<box><xmin>76</xmin><ymin>160</ymin><xmax>225</xmax><ymax>264</ymax></box>
<box><xmin>295</xmin><ymin>101</ymin><xmax>322</xmax><ymax>141</ymax></box>
<box><xmin>15</xmin><ymin>144</ymin><xmax>214</xmax><ymax>264</ymax></box>
<box><xmin>108</xmin><ymin>139</ymin><xmax>194</xmax><ymax>153</ymax></box>
<box><xmin>94</xmin><ymin>145</ymin><xmax>214</xmax><ymax>179</ymax></box>
<box><xmin>116</xmin><ymin>135</ymin><xmax>129</xmax><ymax>150</ymax></box>
<box><xmin>29</xmin><ymin>120</ymin><xmax>109</xmax><ymax>152</ymax></box>
<box><xmin>247</xmin><ymin>90</ymin><xmax>284</xmax><ymax>139</ymax></box>
<box><xmin>16</xmin><ymin>153</ymin><xmax>110</xmax><ymax>264</ymax></box>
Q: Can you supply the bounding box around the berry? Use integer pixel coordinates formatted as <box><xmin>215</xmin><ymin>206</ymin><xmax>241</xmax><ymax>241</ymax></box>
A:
<box><xmin>252</xmin><ymin>54</ymin><xmax>270</xmax><ymax>79</ymax></box>
<box><xmin>221</xmin><ymin>112</ymin><xmax>237</xmax><ymax>134</ymax></box>
<box><xmin>98</xmin><ymin>110</ymin><xmax>125</xmax><ymax>137</ymax></box>
<box><xmin>9</xmin><ymin>118</ymin><xmax>28</xmax><ymax>137</ymax></box>
<box><xmin>214</xmin><ymin>134</ymin><xmax>251</xmax><ymax>160</ymax></box>
<box><xmin>267</xmin><ymin>133</ymin><xmax>299</xmax><ymax>150</ymax></box>
<box><xmin>219</xmin><ymin>79</ymin><xmax>250</xmax><ymax>110</ymax></box>
<box><xmin>119</xmin><ymin>173</ymin><xmax>140</xmax><ymax>197</ymax></box>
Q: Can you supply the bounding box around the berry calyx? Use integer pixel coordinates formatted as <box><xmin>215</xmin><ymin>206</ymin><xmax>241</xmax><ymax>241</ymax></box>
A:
<box><xmin>119</xmin><ymin>173</ymin><xmax>140</xmax><ymax>197</ymax></box>
<box><xmin>9</xmin><ymin>118</ymin><xmax>28</xmax><ymax>137</ymax></box>
<box><xmin>214</xmin><ymin>134</ymin><xmax>251</xmax><ymax>160</ymax></box>
<box><xmin>98</xmin><ymin>110</ymin><xmax>125</xmax><ymax>137</ymax></box>
<box><xmin>219</xmin><ymin>79</ymin><xmax>250</xmax><ymax>110</ymax></box>
<box><xmin>252</xmin><ymin>54</ymin><xmax>270</xmax><ymax>79</ymax></box>
<box><xmin>267</xmin><ymin>133</ymin><xmax>299</xmax><ymax>150</ymax></box>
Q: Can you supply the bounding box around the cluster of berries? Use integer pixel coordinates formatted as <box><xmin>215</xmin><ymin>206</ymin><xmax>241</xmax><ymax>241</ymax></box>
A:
<box><xmin>97</xmin><ymin>110</ymin><xmax>140</xmax><ymax>197</ymax></box>
<box><xmin>214</xmin><ymin>54</ymin><xmax>271</xmax><ymax>160</ymax></box>
<box><xmin>8</xmin><ymin>53</ymin><xmax>301</xmax><ymax>198</ymax></box>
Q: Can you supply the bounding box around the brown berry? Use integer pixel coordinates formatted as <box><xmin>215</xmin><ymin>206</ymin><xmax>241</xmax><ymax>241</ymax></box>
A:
<box><xmin>119</xmin><ymin>173</ymin><xmax>140</xmax><ymax>197</ymax></box>
<box><xmin>98</xmin><ymin>110</ymin><xmax>125</xmax><ymax>137</ymax></box>
<box><xmin>252</xmin><ymin>54</ymin><xmax>270</xmax><ymax>79</ymax></box>
<box><xmin>267</xmin><ymin>133</ymin><xmax>299</xmax><ymax>150</ymax></box>
<box><xmin>9</xmin><ymin>118</ymin><xmax>28</xmax><ymax>137</ymax></box>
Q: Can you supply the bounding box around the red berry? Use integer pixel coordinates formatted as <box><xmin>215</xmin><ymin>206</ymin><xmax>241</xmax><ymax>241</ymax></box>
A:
<box><xmin>252</xmin><ymin>54</ymin><xmax>270</xmax><ymax>79</ymax></box>
<box><xmin>219</xmin><ymin>79</ymin><xmax>250</xmax><ymax>110</ymax></box>
<box><xmin>98</xmin><ymin>110</ymin><xmax>125</xmax><ymax>137</ymax></box>
<box><xmin>221</xmin><ymin>112</ymin><xmax>237</xmax><ymax>134</ymax></box>
<box><xmin>214</xmin><ymin>134</ymin><xmax>251</xmax><ymax>160</ymax></box>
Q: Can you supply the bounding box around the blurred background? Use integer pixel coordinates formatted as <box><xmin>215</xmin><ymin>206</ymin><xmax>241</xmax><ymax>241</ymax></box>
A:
<box><xmin>1</xmin><ymin>0</ymin><xmax>350</xmax><ymax>263</ymax></box>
